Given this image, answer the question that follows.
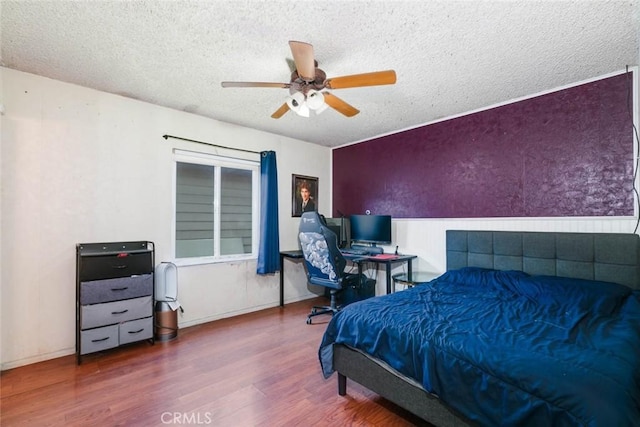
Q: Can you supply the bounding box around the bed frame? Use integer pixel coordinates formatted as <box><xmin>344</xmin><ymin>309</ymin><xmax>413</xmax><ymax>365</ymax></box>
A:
<box><xmin>333</xmin><ymin>230</ymin><xmax>640</xmax><ymax>426</ymax></box>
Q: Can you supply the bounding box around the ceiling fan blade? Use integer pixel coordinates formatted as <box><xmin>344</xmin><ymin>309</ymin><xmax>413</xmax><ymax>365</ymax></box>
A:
<box><xmin>271</xmin><ymin>103</ymin><xmax>290</xmax><ymax>119</ymax></box>
<box><xmin>289</xmin><ymin>41</ymin><xmax>316</xmax><ymax>81</ymax></box>
<box><xmin>221</xmin><ymin>81</ymin><xmax>290</xmax><ymax>88</ymax></box>
<box><xmin>285</xmin><ymin>57</ymin><xmax>297</xmax><ymax>73</ymax></box>
<box><xmin>325</xmin><ymin>70</ymin><xmax>397</xmax><ymax>89</ymax></box>
<box><xmin>323</xmin><ymin>93</ymin><xmax>360</xmax><ymax>117</ymax></box>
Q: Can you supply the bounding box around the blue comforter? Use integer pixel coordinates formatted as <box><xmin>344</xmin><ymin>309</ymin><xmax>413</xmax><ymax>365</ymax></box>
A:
<box><xmin>319</xmin><ymin>268</ymin><xmax>640</xmax><ymax>426</ymax></box>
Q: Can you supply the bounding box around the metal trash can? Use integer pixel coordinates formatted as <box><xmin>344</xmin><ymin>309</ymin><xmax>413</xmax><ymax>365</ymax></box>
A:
<box><xmin>155</xmin><ymin>301</ymin><xmax>178</xmax><ymax>341</ymax></box>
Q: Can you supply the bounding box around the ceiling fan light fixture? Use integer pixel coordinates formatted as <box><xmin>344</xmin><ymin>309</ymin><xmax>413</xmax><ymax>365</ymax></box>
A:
<box><xmin>313</xmin><ymin>103</ymin><xmax>329</xmax><ymax>115</ymax></box>
<box><xmin>286</xmin><ymin>91</ymin><xmax>310</xmax><ymax>117</ymax></box>
<box><xmin>306</xmin><ymin>90</ymin><xmax>327</xmax><ymax>114</ymax></box>
<box><xmin>286</xmin><ymin>91</ymin><xmax>305</xmax><ymax>109</ymax></box>
<box><xmin>299</xmin><ymin>105</ymin><xmax>311</xmax><ymax>117</ymax></box>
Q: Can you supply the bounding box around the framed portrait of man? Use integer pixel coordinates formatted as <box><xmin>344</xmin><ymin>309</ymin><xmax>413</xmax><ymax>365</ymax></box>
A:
<box><xmin>292</xmin><ymin>174</ymin><xmax>318</xmax><ymax>217</ymax></box>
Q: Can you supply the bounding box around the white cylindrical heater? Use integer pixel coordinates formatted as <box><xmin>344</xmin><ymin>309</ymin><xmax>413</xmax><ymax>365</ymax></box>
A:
<box><xmin>154</xmin><ymin>262</ymin><xmax>179</xmax><ymax>341</ymax></box>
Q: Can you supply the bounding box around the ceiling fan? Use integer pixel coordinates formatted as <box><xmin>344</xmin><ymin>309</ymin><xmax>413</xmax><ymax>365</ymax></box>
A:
<box><xmin>221</xmin><ymin>41</ymin><xmax>397</xmax><ymax>118</ymax></box>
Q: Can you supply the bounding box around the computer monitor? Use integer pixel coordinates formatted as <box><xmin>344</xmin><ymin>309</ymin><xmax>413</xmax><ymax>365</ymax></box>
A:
<box><xmin>349</xmin><ymin>214</ymin><xmax>392</xmax><ymax>247</ymax></box>
<box><xmin>324</xmin><ymin>217</ymin><xmax>349</xmax><ymax>248</ymax></box>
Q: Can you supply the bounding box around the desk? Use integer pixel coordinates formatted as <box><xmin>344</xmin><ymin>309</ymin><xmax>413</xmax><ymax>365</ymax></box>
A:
<box><xmin>279</xmin><ymin>250</ymin><xmax>417</xmax><ymax>305</ymax></box>
<box><xmin>279</xmin><ymin>250</ymin><xmax>304</xmax><ymax>307</ymax></box>
<box><xmin>341</xmin><ymin>253</ymin><xmax>417</xmax><ymax>294</ymax></box>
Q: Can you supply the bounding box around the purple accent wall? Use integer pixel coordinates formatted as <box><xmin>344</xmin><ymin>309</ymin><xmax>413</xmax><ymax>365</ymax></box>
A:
<box><xmin>333</xmin><ymin>73</ymin><xmax>634</xmax><ymax>218</ymax></box>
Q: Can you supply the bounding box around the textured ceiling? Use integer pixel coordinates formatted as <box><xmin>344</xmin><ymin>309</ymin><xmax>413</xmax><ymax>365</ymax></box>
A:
<box><xmin>1</xmin><ymin>1</ymin><xmax>638</xmax><ymax>148</ymax></box>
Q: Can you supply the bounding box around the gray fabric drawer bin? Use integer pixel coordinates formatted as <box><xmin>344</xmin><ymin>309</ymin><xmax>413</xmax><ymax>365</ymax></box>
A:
<box><xmin>119</xmin><ymin>317</ymin><xmax>153</xmax><ymax>345</ymax></box>
<box><xmin>80</xmin><ymin>274</ymin><xmax>153</xmax><ymax>304</ymax></box>
<box><xmin>81</xmin><ymin>296</ymin><xmax>153</xmax><ymax>329</ymax></box>
<box><xmin>80</xmin><ymin>324</ymin><xmax>118</xmax><ymax>355</ymax></box>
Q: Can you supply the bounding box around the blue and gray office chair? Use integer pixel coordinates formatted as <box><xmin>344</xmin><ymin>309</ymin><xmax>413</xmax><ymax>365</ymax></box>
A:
<box><xmin>298</xmin><ymin>211</ymin><xmax>375</xmax><ymax>324</ymax></box>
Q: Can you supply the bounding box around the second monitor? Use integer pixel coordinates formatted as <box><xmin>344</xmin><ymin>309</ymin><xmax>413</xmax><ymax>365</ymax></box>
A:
<box><xmin>324</xmin><ymin>216</ymin><xmax>350</xmax><ymax>249</ymax></box>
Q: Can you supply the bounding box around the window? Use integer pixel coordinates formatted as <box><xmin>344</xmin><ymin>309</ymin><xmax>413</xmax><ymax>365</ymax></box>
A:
<box><xmin>174</xmin><ymin>150</ymin><xmax>259</xmax><ymax>264</ymax></box>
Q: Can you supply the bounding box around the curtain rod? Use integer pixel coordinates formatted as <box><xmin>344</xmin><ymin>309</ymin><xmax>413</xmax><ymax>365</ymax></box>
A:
<box><xmin>162</xmin><ymin>134</ymin><xmax>262</xmax><ymax>155</ymax></box>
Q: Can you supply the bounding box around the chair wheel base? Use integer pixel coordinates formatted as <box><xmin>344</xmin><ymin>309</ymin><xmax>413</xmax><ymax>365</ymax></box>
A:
<box><xmin>306</xmin><ymin>304</ymin><xmax>341</xmax><ymax>325</ymax></box>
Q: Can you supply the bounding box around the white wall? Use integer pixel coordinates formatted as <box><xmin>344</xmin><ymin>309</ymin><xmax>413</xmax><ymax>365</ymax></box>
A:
<box><xmin>0</xmin><ymin>67</ymin><xmax>330</xmax><ymax>369</ymax></box>
<box><xmin>0</xmin><ymin>69</ymin><xmax>4</xmax><ymax>371</ymax></box>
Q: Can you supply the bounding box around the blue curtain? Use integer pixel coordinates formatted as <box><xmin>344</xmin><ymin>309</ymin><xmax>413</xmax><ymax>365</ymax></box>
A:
<box><xmin>257</xmin><ymin>151</ymin><xmax>280</xmax><ymax>274</ymax></box>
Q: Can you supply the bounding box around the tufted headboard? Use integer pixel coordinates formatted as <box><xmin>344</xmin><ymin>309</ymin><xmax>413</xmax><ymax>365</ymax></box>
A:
<box><xmin>446</xmin><ymin>230</ymin><xmax>640</xmax><ymax>289</ymax></box>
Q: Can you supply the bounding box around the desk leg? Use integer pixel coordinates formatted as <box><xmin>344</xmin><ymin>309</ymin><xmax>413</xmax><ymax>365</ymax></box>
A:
<box><xmin>408</xmin><ymin>260</ymin><xmax>413</xmax><ymax>280</ymax></box>
<box><xmin>279</xmin><ymin>253</ymin><xmax>285</xmax><ymax>307</ymax></box>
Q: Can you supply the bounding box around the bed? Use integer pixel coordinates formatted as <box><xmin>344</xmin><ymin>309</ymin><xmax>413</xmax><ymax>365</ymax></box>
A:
<box><xmin>319</xmin><ymin>230</ymin><xmax>640</xmax><ymax>426</ymax></box>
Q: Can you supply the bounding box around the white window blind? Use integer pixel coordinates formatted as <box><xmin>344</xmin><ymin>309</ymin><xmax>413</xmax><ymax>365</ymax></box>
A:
<box><xmin>174</xmin><ymin>150</ymin><xmax>259</xmax><ymax>262</ymax></box>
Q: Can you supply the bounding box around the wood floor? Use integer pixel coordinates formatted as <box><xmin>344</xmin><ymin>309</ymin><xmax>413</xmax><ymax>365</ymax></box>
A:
<box><xmin>1</xmin><ymin>298</ymin><xmax>430</xmax><ymax>426</ymax></box>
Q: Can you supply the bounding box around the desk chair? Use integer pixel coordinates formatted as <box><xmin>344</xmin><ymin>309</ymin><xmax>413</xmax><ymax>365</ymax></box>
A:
<box><xmin>298</xmin><ymin>212</ymin><xmax>374</xmax><ymax>324</ymax></box>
